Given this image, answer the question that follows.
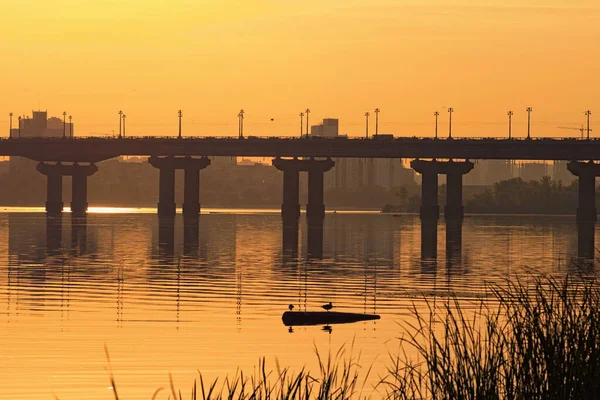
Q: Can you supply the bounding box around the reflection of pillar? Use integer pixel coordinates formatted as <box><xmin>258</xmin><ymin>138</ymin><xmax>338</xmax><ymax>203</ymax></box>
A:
<box><xmin>445</xmin><ymin>218</ymin><xmax>462</xmax><ymax>262</ymax></box>
<box><xmin>71</xmin><ymin>215</ymin><xmax>87</xmax><ymax>255</ymax></box>
<box><xmin>71</xmin><ymin>163</ymin><xmax>98</xmax><ymax>216</ymax></box>
<box><xmin>46</xmin><ymin>215</ymin><xmax>62</xmax><ymax>254</ymax></box>
<box><xmin>282</xmin><ymin>169</ymin><xmax>300</xmax><ymax>222</ymax></box>
<box><xmin>158</xmin><ymin>217</ymin><xmax>175</xmax><ymax>256</ymax></box>
<box><xmin>307</xmin><ymin>219</ymin><xmax>324</xmax><ymax>259</ymax></box>
<box><xmin>183</xmin><ymin>217</ymin><xmax>199</xmax><ymax>256</ymax></box>
<box><xmin>577</xmin><ymin>222</ymin><xmax>595</xmax><ymax>260</ymax></box>
<box><xmin>283</xmin><ymin>221</ymin><xmax>299</xmax><ymax>257</ymax></box>
<box><xmin>421</xmin><ymin>219</ymin><xmax>437</xmax><ymax>259</ymax></box>
<box><xmin>182</xmin><ymin>156</ymin><xmax>211</xmax><ymax>217</ymax></box>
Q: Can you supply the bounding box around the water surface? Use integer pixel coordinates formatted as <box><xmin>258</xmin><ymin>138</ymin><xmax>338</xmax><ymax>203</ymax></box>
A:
<box><xmin>0</xmin><ymin>210</ymin><xmax>593</xmax><ymax>399</ymax></box>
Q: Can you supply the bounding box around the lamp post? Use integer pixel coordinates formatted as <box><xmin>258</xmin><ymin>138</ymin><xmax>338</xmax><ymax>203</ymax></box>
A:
<box><xmin>238</xmin><ymin>109</ymin><xmax>244</xmax><ymax>138</ymax></box>
<box><xmin>122</xmin><ymin>114</ymin><xmax>126</xmax><ymax>138</ymax></box>
<box><xmin>178</xmin><ymin>110</ymin><xmax>183</xmax><ymax>139</ymax></box>
<box><xmin>9</xmin><ymin>113</ymin><xmax>13</xmax><ymax>139</ymax></box>
<box><xmin>299</xmin><ymin>112</ymin><xmax>304</xmax><ymax>138</ymax></box>
<box><xmin>62</xmin><ymin>112</ymin><xmax>67</xmax><ymax>138</ymax></box>
<box><xmin>305</xmin><ymin>108</ymin><xmax>310</xmax><ymax>138</ymax></box>
<box><xmin>118</xmin><ymin>110</ymin><xmax>123</xmax><ymax>138</ymax></box>
<box><xmin>507</xmin><ymin>110</ymin><xmax>513</xmax><ymax>139</ymax></box>
<box><xmin>365</xmin><ymin>112</ymin><xmax>370</xmax><ymax>139</ymax></box>
<box><xmin>526</xmin><ymin>107</ymin><xmax>532</xmax><ymax>139</ymax></box>
<box><xmin>69</xmin><ymin>115</ymin><xmax>72</xmax><ymax>138</ymax></box>
<box><xmin>448</xmin><ymin>107</ymin><xmax>454</xmax><ymax>138</ymax></box>
<box><xmin>585</xmin><ymin>110</ymin><xmax>592</xmax><ymax>140</ymax></box>
<box><xmin>374</xmin><ymin>108</ymin><xmax>380</xmax><ymax>136</ymax></box>
<box><xmin>434</xmin><ymin>111</ymin><xmax>439</xmax><ymax>139</ymax></box>
<box><xmin>18</xmin><ymin>116</ymin><xmax>21</xmax><ymax>138</ymax></box>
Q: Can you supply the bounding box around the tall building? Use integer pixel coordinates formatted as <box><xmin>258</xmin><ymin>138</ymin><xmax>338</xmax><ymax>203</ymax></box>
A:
<box><xmin>308</xmin><ymin>118</ymin><xmax>415</xmax><ymax>190</ymax></box>
<box><xmin>14</xmin><ymin>111</ymin><xmax>73</xmax><ymax>138</ymax></box>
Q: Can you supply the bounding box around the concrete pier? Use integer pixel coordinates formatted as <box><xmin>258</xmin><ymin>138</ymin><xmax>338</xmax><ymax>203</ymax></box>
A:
<box><xmin>149</xmin><ymin>156</ymin><xmax>211</xmax><ymax>218</ymax></box>
<box><xmin>567</xmin><ymin>161</ymin><xmax>600</xmax><ymax>259</ymax></box>
<box><xmin>272</xmin><ymin>157</ymin><xmax>334</xmax><ymax>222</ymax></box>
<box><xmin>411</xmin><ymin>159</ymin><xmax>474</xmax><ymax>260</ymax></box>
<box><xmin>37</xmin><ymin>162</ymin><xmax>98</xmax><ymax>215</ymax></box>
<box><xmin>71</xmin><ymin>163</ymin><xmax>99</xmax><ymax>216</ymax></box>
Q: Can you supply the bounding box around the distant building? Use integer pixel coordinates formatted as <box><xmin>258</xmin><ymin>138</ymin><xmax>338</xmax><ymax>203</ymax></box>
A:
<box><xmin>308</xmin><ymin>118</ymin><xmax>415</xmax><ymax>190</ymax></box>
<box><xmin>12</xmin><ymin>110</ymin><xmax>73</xmax><ymax>138</ymax></box>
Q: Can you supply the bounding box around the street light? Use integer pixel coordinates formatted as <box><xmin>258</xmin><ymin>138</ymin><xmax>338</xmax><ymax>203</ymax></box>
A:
<box><xmin>305</xmin><ymin>108</ymin><xmax>310</xmax><ymax>138</ymax></box>
<box><xmin>526</xmin><ymin>107</ymin><xmax>532</xmax><ymax>139</ymax></box>
<box><xmin>62</xmin><ymin>111</ymin><xmax>67</xmax><ymax>138</ymax></box>
<box><xmin>238</xmin><ymin>109</ymin><xmax>244</xmax><ymax>138</ymax></box>
<box><xmin>18</xmin><ymin>116</ymin><xmax>21</xmax><ymax>138</ymax></box>
<box><xmin>118</xmin><ymin>110</ymin><xmax>123</xmax><ymax>138</ymax></box>
<box><xmin>365</xmin><ymin>112</ymin><xmax>370</xmax><ymax>139</ymax></box>
<box><xmin>178</xmin><ymin>110</ymin><xmax>183</xmax><ymax>139</ymax></box>
<box><xmin>374</xmin><ymin>108</ymin><xmax>380</xmax><ymax>136</ymax></box>
<box><xmin>122</xmin><ymin>114</ymin><xmax>126</xmax><ymax>137</ymax></box>
<box><xmin>69</xmin><ymin>115</ymin><xmax>72</xmax><ymax>138</ymax></box>
<box><xmin>434</xmin><ymin>111</ymin><xmax>439</xmax><ymax>139</ymax></box>
<box><xmin>448</xmin><ymin>107</ymin><xmax>454</xmax><ymax>138</ymax></box>
<box><xmin>9</xmin><ymin>112</ymin><xmax>13</xmax><ymax>139</ymax></box>
<box><xmin>585</xmin><ymin>110</ymin><xmax>592</xmax><ymax>140</ymax></box>
<box><xmin>507</xmin><ymin>110</ymin><xmax>513</xmax><ymax>139</ymax></box>
<box><xmin>299</xmin><ymin>112</ymin><xmax>304</xmax><ymax>138</ymax></box>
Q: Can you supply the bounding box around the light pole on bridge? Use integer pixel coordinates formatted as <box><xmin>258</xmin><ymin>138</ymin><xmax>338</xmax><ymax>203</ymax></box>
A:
<box><xmin>526</xmin><ymin>107</ymin><xmax>532</xmax><ymax>139</ymax></box>
<box><xmin>62</xmin><ymin>111</ymin><xmax>67</xmax><ymax>139</ymax></box>
<box><xmin>18</xmin><ymin>116</ymin><xmax>21</xmax><ymax>138</ymax></box>
<box><xmin>69</xmin><ymin>115</ymin><xmax>73</xmax><ymax>138</ymax></box>
<box><xmin>118</xmin><ymin>110</ymin><xmax>123</xmax><ymax>138</ymax></box>
<box><xmin>374</xmin><ymin>108</ymin><xmax>380</xmax><ymax>136</ymax></box>
<box><xmin>448</xmin><ymin>107</ymin><xmax>454</xmax><ymax>139</ymax></box>
<box><xmin>178</xmin><ymin>110</ymin><xmax>183</xmax><ymax>139</ymax></box>
<box><xmin>507</xmin><ymin>110</ymin><xmax>513</xmax><ymax>139</ymax></box>
<box><xmin>434</xmin><ymin>111</ymin><xmax>439</xmax><ymax>139</ymax></box>
<box><xmin>299</xmin><ymin>112</ymin><xmax>304</xmax><ymax>138</ymax></box>
<box><xmin>9</xmin><ymin>113</ymin><xmax>12</xmax><ymax>139</ymax></box>
<box><xmin>122</xmin><ymin>114</ymin><xmax>126</xmax><ymax>138</ymax></box>
<box><xmin>365</xmin><ymin>112</ymin><xmax>370</xmax><ymax>139</ymax></box>
<box><xmin>585</xmin><ymin>110</ymin><xmax>592</xmax><ymax>140</ymax></box>
<box><xmin>238</xmin><ymin>109</ymin><xmax>244</xmax><ymax>138</ymax></box>
<box><xmin>305</xmin><ymin>108</ymin><xmax>310</xmax><ymax>138</ymax></box>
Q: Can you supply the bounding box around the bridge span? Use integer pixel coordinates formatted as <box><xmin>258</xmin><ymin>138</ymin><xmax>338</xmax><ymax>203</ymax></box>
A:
<box><xmin>3</xmin><ymin>136</ymin><xmax>600</xmax><ymax>259</ymax></box>
<box><xmin>1</xmin><ymin>136</ymin><xmax>600</xmax><ymax>162</ymax></box>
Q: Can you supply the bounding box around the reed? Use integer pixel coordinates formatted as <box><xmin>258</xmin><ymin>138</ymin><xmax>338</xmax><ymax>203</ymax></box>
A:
<box><xmin>63</xmin><ymin>275</ymin><xmax>600</xmax><ymax>399</ymax></box>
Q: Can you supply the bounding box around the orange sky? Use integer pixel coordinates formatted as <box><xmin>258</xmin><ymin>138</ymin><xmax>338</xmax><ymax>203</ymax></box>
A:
<box><xmin>1</xmin><ymin>0</ymin><xmax>599</xmax><ymax>138</ymax></box>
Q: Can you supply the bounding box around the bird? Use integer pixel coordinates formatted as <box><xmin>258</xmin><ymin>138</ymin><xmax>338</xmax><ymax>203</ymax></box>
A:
<box><xmin>322</xmin><ymin>302</ymin><xmax>333</xmax><ymax>312</ymax></box>
<box><xmin>288</xmin><ymin>304</ymin><xmax>294</xmax><ymax>311</ymax></box>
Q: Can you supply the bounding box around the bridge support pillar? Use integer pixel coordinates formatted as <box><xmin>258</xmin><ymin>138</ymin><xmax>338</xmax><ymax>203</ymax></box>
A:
<box><xmin>411</xmin><ymin>159</ymin><xmax>474</xmax><ymax>260</ymax></box>
<box><xmin>272</xmin><ymin>157</ymin><xmax>334</xmax><ymax>222</ymax></box>
<box><xmin>568</xmin><ymin>161</ymin><xmax>600</xmax><ymax>259</ymax></box>
<box><xmin>182</xmin><ymin>156</ymin><xmax>211</xmax><ymax>218</ymax></box>
<box><xmin>37</xmin><ymin>162</ymin><xmax>99</xmax><ymax>216</ymax></box>
<box><xmin>149</xmin><ymin>156</ymin><xmax>176</xmax><ymax>217</ymax></box>
<box><xmin>71</xmin><ymin>163</ymin><xmax>98</xmax><ymax>216</ymax></box>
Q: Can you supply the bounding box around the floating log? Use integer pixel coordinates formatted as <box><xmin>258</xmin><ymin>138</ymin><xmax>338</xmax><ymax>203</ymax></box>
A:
<box><xmin>282</xmin><ymin>311</ymin><xmax>380</xmax><ymax>326</ymax></box>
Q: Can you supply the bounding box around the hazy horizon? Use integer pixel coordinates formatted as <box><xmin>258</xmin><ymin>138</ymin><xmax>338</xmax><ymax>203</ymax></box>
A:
<box><xmin>1</xmin><ymin>0</ymin><xmax>599</xmax><ymax>138</ymax></box>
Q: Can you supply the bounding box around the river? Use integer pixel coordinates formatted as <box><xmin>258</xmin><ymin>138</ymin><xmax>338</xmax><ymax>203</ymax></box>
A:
<box><xmin>0</xmin><ymin>209</ymin><xmax>594</xmax><ymax>399</ymax></box>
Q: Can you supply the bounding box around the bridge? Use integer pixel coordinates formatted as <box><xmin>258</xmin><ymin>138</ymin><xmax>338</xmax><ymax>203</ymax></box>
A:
<box><xmin>3</xmin><ymin>136</ymin><xmax>599</xmax><ymax>259</ymax></box>
<box><xmin>2</xmin><ymin>136</ymin><xmax>600</xmax><ymax>161</ymax></box>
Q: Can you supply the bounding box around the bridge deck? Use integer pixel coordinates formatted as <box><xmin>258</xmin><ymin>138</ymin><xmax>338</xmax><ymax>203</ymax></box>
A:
<box><xmin>1</xmin><ymin>136</ymin><xmax>599</xmax><ymax>162</ymax></box>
